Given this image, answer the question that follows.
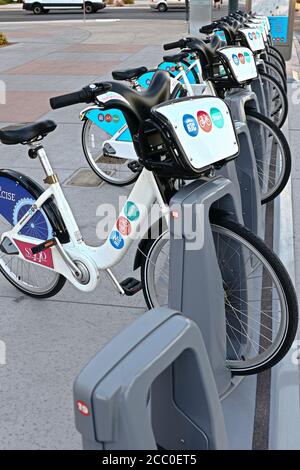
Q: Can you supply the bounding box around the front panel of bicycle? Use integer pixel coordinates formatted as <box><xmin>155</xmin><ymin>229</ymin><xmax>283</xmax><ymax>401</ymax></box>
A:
<box><xmin>239</xmin><ymin>28</ymin><xmax>266</xmax><ymax>53</ymax></box>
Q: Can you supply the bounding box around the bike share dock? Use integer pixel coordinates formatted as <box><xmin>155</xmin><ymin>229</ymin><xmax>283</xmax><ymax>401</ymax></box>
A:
<box><xmin>0</xmin><ymin>10</ymin><xmax>299</xmax><ymax>450</ymax></box>
<box><xmin>73</xmin><ymin>39</ymin><xmax>300</xmax><ymax>456</ymax></box>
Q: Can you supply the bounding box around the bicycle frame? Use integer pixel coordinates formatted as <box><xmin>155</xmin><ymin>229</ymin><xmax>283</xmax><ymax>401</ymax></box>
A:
<box><xmin>1</xmin><ymin>144</ymin><xmax>169</xmax><ymax>293</ymax></box>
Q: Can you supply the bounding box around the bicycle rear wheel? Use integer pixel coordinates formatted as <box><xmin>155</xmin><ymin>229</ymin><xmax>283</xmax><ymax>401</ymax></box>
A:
<box><xmin>140</xmin><ymin>217</ymin><xmax>298</xmax><ymax>375</ymax></box>
<box><xmin>0</xmin><ymin>172</ymin><xmax>66</xmax><ymax>298</ymax></box>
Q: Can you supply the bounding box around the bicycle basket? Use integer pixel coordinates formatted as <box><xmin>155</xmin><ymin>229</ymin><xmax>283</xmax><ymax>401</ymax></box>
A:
<box><xmin>217</xmin><ymin>46</ymin><xmax>258</xmax><ymax>84</ymax></box>
<box><xmin>144</xmin><ymin>96</ymin><xmax>239</xmax><ymax>178</ymax></box>
<box><xmin>239</xmin><ymin>28</ymin><xmax>266</xmax><ymax>52</ymax></box>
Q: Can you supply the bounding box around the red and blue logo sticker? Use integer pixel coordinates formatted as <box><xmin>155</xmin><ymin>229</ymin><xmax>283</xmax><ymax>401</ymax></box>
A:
<box><xmin>232</xmin><ymin>51</ymin><xmax>252</xmax><ymax>65</ymax></box>
<box><xmin>232</xmin><ymin>54</ymin><xmax>240</xmax><ymax>65</ymax></box>
<box><xmin>110</xmin><ymin>202</ymin><xmax>139</xmax><ymax>250</ymax></box>
<box><xmin>183</xmin><ymin>108</ymin><xmax>225</xmax><ymax>137</ymax></box>
<box><xmin>197</xmin><ymin>111</ymin><xmax>212</xmax><ymax>133</ymax></box>
<box><xmin>110</xmin><ymin>230</ymin><xmax>124</xmax><ymax>250</ymax></box>
<box><xmin>116</xmin><ymin>216</ymin><xmax>131</xmax><ymax>236</ymax></box>
<box><xmin>183</xmin><ymin>114</ymin><xmax>199</xmax><ymax>137</ymax></box>
<box><xmin>248</xmin><ymin>31</ymin><xmax>260</xmax><ymax>41</ymax></box>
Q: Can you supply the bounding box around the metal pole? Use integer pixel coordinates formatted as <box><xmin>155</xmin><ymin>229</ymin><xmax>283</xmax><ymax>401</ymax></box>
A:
<box><xmin>228</xmin><ymin>0</ymin><xmax>239</xmax><ymax>13</ymax></box>
<box><xmin>83</xmin><ymin>0</ymin><xmax>86</xmax><ymax>23</ymax></box>
<box><xmin>185</xmin><ymin>0</ymin><xmax>189</xmax><ymax>23</ymax></box>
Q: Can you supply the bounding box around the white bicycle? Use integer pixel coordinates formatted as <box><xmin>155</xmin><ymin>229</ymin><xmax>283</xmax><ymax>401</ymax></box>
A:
<box><xmin>0</xmin><ymin>75</ymin><xmax>297</xmax><ymax>375</ymax></box>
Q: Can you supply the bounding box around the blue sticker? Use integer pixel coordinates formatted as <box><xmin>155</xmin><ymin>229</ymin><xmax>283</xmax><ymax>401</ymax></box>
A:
<box><xmin>232</xmin><ymin>54</ymin><xmax>240</xmax><ymax>65</ymax></box>
<box><xmin>248</xmin><ymin>32</ymin><xmax>253</xmax><ymax>41</ymax></box>
<box><xmin>110</xmin><ymin>230</ymin><xmax>124</xmax><ymax>250</ymax></box>
<box><xmin>183</xmin><ymin>114</ymin><xmax>199</xmax><ymax>137</ymax></box>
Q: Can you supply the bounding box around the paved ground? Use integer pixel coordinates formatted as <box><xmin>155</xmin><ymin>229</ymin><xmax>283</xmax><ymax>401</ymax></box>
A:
<box><xmin>0</xmin><ymin>8</ymin><xmax>299</xmax><ymax>450</ymax></box>
<box><xmin>0</xmin><ymin>18</ymin><xmax>189</xmax><ymax>450</ymax></box>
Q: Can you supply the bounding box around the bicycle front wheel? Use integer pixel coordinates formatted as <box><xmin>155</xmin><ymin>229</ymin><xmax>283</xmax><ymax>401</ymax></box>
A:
<box><xmin>263</xmin><ymin>60</ymin><xmax>287</xmax><ymax>93</ymax></box>
<box><xmin>140</xmin><ymin>217</ymin><xmax>298</xmax><ymax>375</ymax></box>
<box><xmin>246</xmin><ymin>109</ymin><xmax>291</xmax><ymax>204</ymax></box>
<box><xmin>259</xmin><ymin>71</ymin><xmax>288</xmax><ymax>128</ymax></box>
<box><xmin>82</xmin><ymin>119</ymin><xmax>139</xmax><ymax>187</ymax></box>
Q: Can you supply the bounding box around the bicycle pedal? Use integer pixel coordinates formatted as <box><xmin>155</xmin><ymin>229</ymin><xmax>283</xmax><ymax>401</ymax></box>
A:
<box><xmin>120</xmin><ymin>277</ymin><xmax>142</xmax><ymax>296</ymax></box>
<box><xmin>31</xmin><ymin>238</ymin><xmax>57</xmax><ymax>255</ymax></box>
<box><xmin>103</xmin><ymin>143</ymin><xmax>116</xmax><ymax>156</ymax></box>
<box><xmin>128</xmin><ymin>161</ymin><xmax>142</xmax><ymax>174</ymax></box>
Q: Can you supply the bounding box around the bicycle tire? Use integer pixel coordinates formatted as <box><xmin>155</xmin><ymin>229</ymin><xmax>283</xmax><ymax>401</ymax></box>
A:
<box><xmin>140</xmin><ymin>217</ymin><xmax>298</xmax><ymax>375</ymax></box>
<box><xmin>82</xmin><ymin>119</ymin><xmax>139</xmax><ymax>187</ymax></box>
<box><xmin>263</xmin><ymin>60</ymin><xmax>287</xmax><ymax>93</ymax></box>
<box><xmin>246</xmin><ymin>109</ymin><xmax>291</xmax><ymax>204</ymax></box>
<box><xmin>259</xmin><ymin>71</ymin><xmax>288</xmax><ymax>128</ymax></box>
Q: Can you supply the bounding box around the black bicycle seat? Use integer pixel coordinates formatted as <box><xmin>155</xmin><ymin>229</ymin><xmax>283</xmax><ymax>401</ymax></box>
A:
<box><xmin>163</xmin><ymin>51</ymin><xmax>189</xmax><ymax>63</ymax></box>
<box><xmin>187</xmin><ymin>35</ymin><xmax>222</xmax><ymax>66</ymax></box>
<box><xmin>112</xmin><ymin>66</ymin><xmax>148</xmax><ymax>81</ymax></box>
<box><xmin>0</xmin><ymin>120</ymin><xmax>57</xmax><ymax>145</ymax></box>
<box><xmin>109</xmin><ymin>69</ymin><xmax>171</xmax><ymax>123</ymax></box>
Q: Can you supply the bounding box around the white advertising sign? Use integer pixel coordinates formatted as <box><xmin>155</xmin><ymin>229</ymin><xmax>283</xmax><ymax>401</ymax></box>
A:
<box><xmin>239</xmin><ymin>28</ymin><xmax>266</xmax><ymax>52</ymax></box>
<box><xmin>155</xmin><ymin>97</ymin><xmax>238</xmax><ymax>171</ymax></box>
<box><xmin>218</xmin><ymin>47</ymin><xmax>258</xmax><ymax>83</ymax></box>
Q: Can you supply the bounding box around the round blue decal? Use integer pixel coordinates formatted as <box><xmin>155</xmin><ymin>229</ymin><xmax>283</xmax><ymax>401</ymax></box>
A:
<box><xmin>248</xmin><ymin>32</ymin><xmax>253</xmax><ymax>41</ymax></box>
<box><xmin>232</xmin><ymin>54</ymin><xmax>240</xmax><ymax>65</ymax></box>
<box><xmin>110</xmin><ymin>230</ymin><xmax>124</xmax><ymax>250</ymax></box>
<box><xmin>183</xmin><ymin>114</ymin><xmax>199</xmax><ymax>137</ymax></box>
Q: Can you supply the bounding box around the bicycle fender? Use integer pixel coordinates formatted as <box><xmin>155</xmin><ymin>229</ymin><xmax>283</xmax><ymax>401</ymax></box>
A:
<box><xmin>0</xmin><ymin>169</ymin><xmax>69</xmax><ymax>244</ymax></box>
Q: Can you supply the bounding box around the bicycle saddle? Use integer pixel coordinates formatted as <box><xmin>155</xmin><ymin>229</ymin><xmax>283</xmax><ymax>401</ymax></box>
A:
<box><xmin>163</xmin><ymin>51</ymin><xmax>189</xmax><ymax>63</ymax></box>
<box><xmin>0</xmin><ymin>120</ymin><xmax>57</xmax><ymax>145</ymax></box>
<box><xmin>112</xmin><ymin>66</ymin><xmax>148</xmax><ymax>81</ymax></box>
<box><xmin>187</xmin><ymin>35</ymin><xmax>222</xmax><ymax>66</ymax></box>
<box><xmin>110</xmin><ymin>69</ymin><xmax>171</xmax><ymax>123</ymax></box>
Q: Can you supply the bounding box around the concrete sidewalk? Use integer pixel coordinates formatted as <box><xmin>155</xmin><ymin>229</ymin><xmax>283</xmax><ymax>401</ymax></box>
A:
<box><xmin>0</xmin><ymin>19</ymin><xmax>188</xmax><ymax>450</ymax></box>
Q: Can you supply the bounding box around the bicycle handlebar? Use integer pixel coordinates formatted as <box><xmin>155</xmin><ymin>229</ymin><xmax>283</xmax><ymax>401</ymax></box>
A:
<box><xmin>50</xmin><ymin>83</ymin><xmax>112</xmax><ymax>109</ymax></box>
<box><xmin>163</xmin><ymin>39</ymin><xmax>188</xmax><ymax>51</ymax></box>
<box><xmin>200</xmin><ymin>23</ymin><xmax>219</xmax><ymax>34</ymax></box>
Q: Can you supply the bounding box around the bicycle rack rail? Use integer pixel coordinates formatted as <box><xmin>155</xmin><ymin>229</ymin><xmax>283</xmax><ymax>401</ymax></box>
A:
<box><xmin>218</xmin><ymin>121</ymin><xmax>262</xmax><ymax>237</ymax></box>
<box><xmin>224</xmin><ymin>89</ymin><xmax>264</xmax><ymax>238</ymax></box>
<box><xmin>74</xmin><ymin>176</ymin><xmax>249</xmax><ymax>449</ymax></box>
<box><xmin>73</xmin><ymin>308</ymin><xmax>228</xmax><ymax>450</ymax></box>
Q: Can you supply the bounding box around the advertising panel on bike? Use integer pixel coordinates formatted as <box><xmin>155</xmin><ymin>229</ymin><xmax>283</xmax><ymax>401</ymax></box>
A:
<box><xmin>153</xmin><ymin>96</ymin><xmax>239</xmax><ymax>171</ymax></box>
<box><xmin>239</xmin><ymin>28</ymin><xmax>266</xmax><ymax>52</ymax></box>
<box><xmin>218</xmin><ymin>47</ymin><xmax>258</xmax><ymax>84</ymax></box>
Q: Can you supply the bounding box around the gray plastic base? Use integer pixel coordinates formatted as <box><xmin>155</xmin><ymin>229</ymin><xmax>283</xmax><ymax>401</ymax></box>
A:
<box><xmin>74</xmin><ymin>308</ymin><xmax>228</xmax><ymax>450</ymax></box>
